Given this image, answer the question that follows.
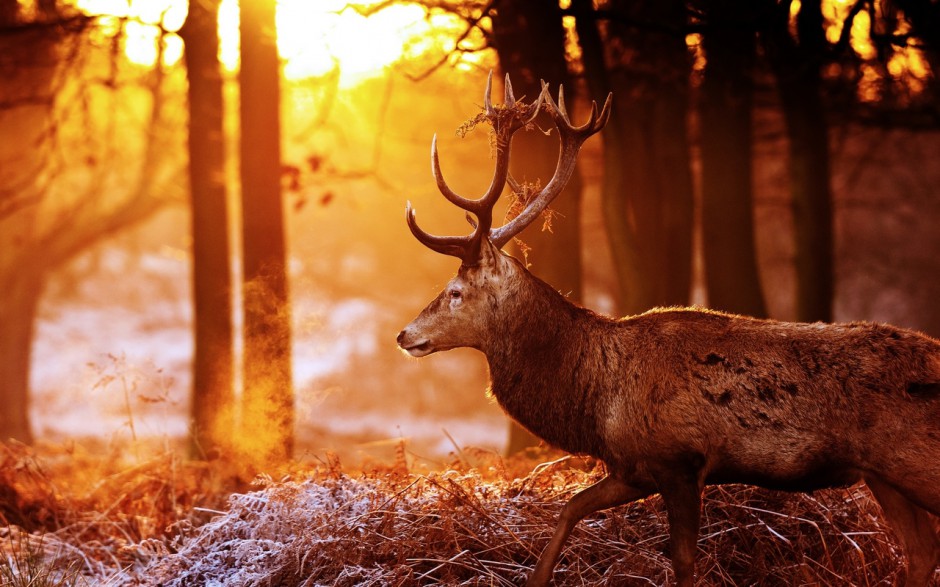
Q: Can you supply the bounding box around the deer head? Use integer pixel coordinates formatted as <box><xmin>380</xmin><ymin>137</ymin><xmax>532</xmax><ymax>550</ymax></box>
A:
<box><xmin>397</xmin><ymin>72</ymin><xmax>611</xmax><ymax>357</ymax></box>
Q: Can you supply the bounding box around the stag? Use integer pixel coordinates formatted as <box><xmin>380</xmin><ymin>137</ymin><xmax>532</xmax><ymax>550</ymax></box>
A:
<box><xmin>397</xmin><ymin>73</ymin><xmax>940</xmax><ymax>586</ymax></box>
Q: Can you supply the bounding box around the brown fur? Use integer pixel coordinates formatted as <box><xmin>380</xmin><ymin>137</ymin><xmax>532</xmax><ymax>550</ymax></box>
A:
<box><xmin>399</xmin><ymin>73</ymin><xmax>940</xmax><ymax>586</ymax></box>
<box><xmin>399</xmin><ymin>240</ymin><xmax>940</xmax><ymax>586</ymax></box>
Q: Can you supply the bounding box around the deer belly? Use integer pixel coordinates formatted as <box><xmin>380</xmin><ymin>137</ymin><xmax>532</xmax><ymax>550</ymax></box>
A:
<box><xmin>707</xmin><ymin>438</ymin><xmax>862</xmax><ymax>492</ymax></box>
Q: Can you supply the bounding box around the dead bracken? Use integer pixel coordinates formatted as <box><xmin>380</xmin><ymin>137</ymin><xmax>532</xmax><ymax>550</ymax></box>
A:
<box><xmin>0</xmin><ymin>442</ymin><xmax>909</xmax><ymax>586</ymax></box>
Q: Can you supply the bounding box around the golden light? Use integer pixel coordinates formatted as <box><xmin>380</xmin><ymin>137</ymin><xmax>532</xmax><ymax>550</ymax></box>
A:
<box><xmin>276</xmin><ymin>1</ymin><xmax>430</xmax><ymax>83</ymax></box>
<box><xmin>848</xmin><ymin>10</ymin><xmax>876</xmax><ymax>60</ymax></box>
<box><xmin>74</xmin><ymin>0</ymin><xmax>452</xmax><ymax>87</ymax></box>
<box><xmin>74</xmin><ymin>0</ymin><xmax>186</xmax><ymax>66</ymax></box>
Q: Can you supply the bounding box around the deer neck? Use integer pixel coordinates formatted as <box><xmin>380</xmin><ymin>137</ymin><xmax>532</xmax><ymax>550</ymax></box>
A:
<box><xmin>483</xmin><ymin>272</ymin><xmax>609</xmax><ymax>458</ymax></box>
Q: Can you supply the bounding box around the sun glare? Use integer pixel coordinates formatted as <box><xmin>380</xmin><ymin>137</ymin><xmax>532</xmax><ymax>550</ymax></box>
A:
<box><xmin>74</xmin><ymin>0</ymin><xmax>446</xmax><ymax>87</ymax></box>
<box><xmin>276</xmin><ymin>1</ymin><xmax>429</xmax><ymax>83</ymax></box>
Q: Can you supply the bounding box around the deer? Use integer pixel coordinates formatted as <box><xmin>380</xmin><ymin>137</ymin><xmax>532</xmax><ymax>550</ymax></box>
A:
<box><xmin>396</xmin><ymin>72</ymin><xmax>940</xmax><ymax>586</ymax></box>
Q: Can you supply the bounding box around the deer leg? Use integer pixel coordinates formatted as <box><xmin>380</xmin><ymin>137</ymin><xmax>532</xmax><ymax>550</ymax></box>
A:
<box><xmin>866</xmin><ymin>476</ymin><xmax>940</xmax><ymax>587</ymax></box>
<box><xmin>658</xmin><ymin>476</ymin><xmax>703</xmax><ymax>587</ymax></box>
<box><xmin>526</xmin><ymin>475</ymin><xmax>650</xmax><ymax>587</ymax></box>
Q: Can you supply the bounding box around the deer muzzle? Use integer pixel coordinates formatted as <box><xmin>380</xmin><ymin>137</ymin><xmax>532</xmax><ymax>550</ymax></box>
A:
<box><xmin>397</xmin><ymin>328</ymin><xmax>433</xmax><ymax>357</ymax></box>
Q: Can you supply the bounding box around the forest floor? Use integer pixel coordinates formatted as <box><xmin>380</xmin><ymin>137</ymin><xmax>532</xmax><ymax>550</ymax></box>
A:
<box><xmin>0</xmin><ymin>439</ymin><xmax>916</xmax><ymax>586</ymax></box>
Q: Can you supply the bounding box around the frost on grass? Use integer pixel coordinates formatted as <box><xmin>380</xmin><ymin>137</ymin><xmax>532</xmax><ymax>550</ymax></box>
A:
<box><xmin>0</xmin><ymin>443</ymin><xmax>911</xmax><ymax>586</ymax></box>
<box><xmin>122</xmin><ymin>457</ymin><xmax>906</xmax><ymax>587</ymax></box>
<box><xmin>130</xmin><ymin>468</ymin><xmax>575</xmax><ymax>587</ymax></box>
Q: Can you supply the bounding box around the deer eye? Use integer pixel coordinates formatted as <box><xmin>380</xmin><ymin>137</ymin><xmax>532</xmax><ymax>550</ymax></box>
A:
<box><xmin>449</xmin><ymin>289</ymin><xmax>462</xmax><ymax>300</ymax></box>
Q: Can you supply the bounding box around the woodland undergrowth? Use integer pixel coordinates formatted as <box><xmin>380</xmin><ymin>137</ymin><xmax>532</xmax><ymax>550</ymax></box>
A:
<box><xmin>0</xmin><ymin>440</ymin><xmax>913</xmax><ymax>586</ymax></box>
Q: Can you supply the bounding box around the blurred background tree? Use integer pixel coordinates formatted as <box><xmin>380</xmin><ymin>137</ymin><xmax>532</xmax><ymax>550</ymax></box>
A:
<box><xmin>239</xmin><ymin>0</ymin><xmax>294</xmax><ymax>465</ymax></box>
<box><xmin>0</xmin><ymin>1</ymin><xmax>177</xmax><ymax>443</ymax></box>
<box><xmin>575</xmin><ymin>0</ymin><xmax>696</xmax><ymax>316</ymax></box>
<box><xmin>180</xmin><ymin>0</ymin><xmax>234</xmax><ymax>458</ymax></box>
<box><xmin>761</xmin><ymin>0</ymin><xmax>835</xmax><ymax>323</ymax></box>
<box><xmin>698</xmin><ymin>0</ymin><xmax>768</xmax><ymax>317</ymax></box>
<box><xmin>0</xmin><ymin>0</ymin><xmax>938</xmax><ymax>462</ymax></box>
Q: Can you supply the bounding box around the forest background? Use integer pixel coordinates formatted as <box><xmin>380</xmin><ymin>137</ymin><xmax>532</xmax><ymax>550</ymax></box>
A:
<box><xmin>2</xmin><ymin>0</ymin><xmax>939</xmax><ymax>464</ymax></box>
<box><xmin>3</xmin><ymin>0</ymin><xmax>940</xmax><ymax>465</ymax></box>
<box><xmin>0</xmin><ymin>0</ymin><xmax>939</xmax><ymax>582</ymax></box>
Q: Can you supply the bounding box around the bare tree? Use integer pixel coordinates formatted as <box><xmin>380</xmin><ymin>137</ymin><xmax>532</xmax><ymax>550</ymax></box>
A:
<box><xmin>699</xmin><ymin>0</ymin><xmax>767</xmax><ymax>317</ymax></box>
<box><xmin>762</xmin><ymin>0</ymin><xmax>834</xmax><ymax>322</ymax></box>
<box><xmin>239</xmin><ymin>0</ymin><xmax>294</xmax><ymax>464</ymax></box>
<box><xmin>893</xmin><ymin>0</ymin><xmax>940</xmax><ymax>104</ymax></box>
<box><xmin>180</xmin><ymin>0</ymin><xmax>234</xmax><ymax>458</ymax></box>
<box><xmin>573</xmin><ymin>0</ymin><xmax>695</xmax><ymax>315</ymax></box>
<box><xmin>0</xmin><ymin>3</ymin><xmax>174</xmax><ymax>443</ymax></box>
<box><xmin>0</xmin><ymin>1</ymin><xmax>59</xmax><ymax>444</ymax></box>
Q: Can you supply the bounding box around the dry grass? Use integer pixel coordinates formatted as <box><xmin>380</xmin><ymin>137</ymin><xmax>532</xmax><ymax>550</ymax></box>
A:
<box><xmin>0</xmin><ymin>440</ymin><xmax>233</xmax><ymax>584</ymax></box>
<box><xmin>0</xmin><ymin>441</ymin><xmax>916</xmax><ymax>586</ymax></box>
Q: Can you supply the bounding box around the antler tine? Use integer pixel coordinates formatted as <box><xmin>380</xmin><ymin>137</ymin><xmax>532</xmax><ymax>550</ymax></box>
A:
<box><xmin>507</xmin><ymin>173</ymin><xmax>523</xmax><ymax>195</ymax></box>
<box><xmin>431</xmin><ymin>134</ymin><xmax>484</xmax><ymax>211</ymax></box>
<box><xmin>598</xmin><ymin>92</ymin><xmax>614</xmax><ymax>129</ymax></box>
<box><xmin>494</xmin><ymin>72</ymin><xmax>545</xmax><ymax>135</ymax></box>
<box><xmin>489</xmin><ymin>81</ymin><xmax>612</xmax><ymax>248</ymax></box>
<box><xmin>504</xmin><ymin>73</ymin><xmax>515</xmax><ymax>106</ymax></box>
<box><xmin>408</xmin><ymin>73</ymin><xmax>579</xmax><ymax>265</ymax></box>
<box><xmin>405</xmin><ymin>201</ymin><xmax>473</xmax><ymax>259</ymax></box>
<box><xmin>524</xmin><ymin>81</ymin><xmax>547</xmax><ymax>126</ymax></box>
<box><xmin>543</xmin><ymin>81</ymin><xmax>612</xmax><ymax>137</ymax></box>
<box><xmin>430</xmin><ymin>131</ymin><xmax>508</xmax><ymax>221</ymax></box>
<box><xmin>578</xmin><ymin>92</ymin><xmax>613</xmax><ymax>134</ymax></box>
<box><xmin>483</xmin><ymin>70</ymin><xmax>496</xmax><ymax>116</ymax></box>
<box><xmin>556</xmin><ymin>84</ymin><xmax>569</xmax><ymax>123</ymax></box>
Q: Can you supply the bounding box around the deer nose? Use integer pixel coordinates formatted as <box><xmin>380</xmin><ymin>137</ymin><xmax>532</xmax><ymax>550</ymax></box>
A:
<box><xmin>396</xmin><ymin>329</ymin><xmax>407</xmax><ymax>346</ymax></box>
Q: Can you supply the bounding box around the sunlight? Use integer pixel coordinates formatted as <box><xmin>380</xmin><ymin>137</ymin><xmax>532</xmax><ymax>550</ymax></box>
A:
<box><xmin>276</xmin><ymin>1</ymin><xmax>429</xmax><ymax>83</ymax></box>
<box><xmin>74</xmin><ymin>0</ymin><xmax>451</xmax><ymax>87</ymax></box>
<box><xmin>73</xmin><ymin>0</ymin><xmax>186</xmax><ymax>66</ymax></box>
<box><xmin>823</xmin><ymin>0</ymin><xmax>875</xmax><ymax>59</ymax></box>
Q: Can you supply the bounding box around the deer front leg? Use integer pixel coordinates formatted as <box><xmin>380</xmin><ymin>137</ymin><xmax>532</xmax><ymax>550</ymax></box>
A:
<box><xmin>658</xmin><ymin>475</ymin><xmax>704</xmax><ymax>587</ymax></box>
<box><xmin>526</xmin><ymin>475</ymin><xmax>650</xmax><ymax>587</ymax></box>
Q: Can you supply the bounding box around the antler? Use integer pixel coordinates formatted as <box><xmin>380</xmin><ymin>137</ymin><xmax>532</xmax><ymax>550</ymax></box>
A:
<box><xmin>406</xmin><ymin>71</ymin><xmax>542</xmax><ymax>264</ymax></box>
<box><xmin>490</xmin><ymin>83</ymin><xmax>611</xmax><ymax>248</ymax></box>
<box><xmin>407</xmin><ymin>71</ymin><xmax>612</xmax><ymax>265</ymax></box>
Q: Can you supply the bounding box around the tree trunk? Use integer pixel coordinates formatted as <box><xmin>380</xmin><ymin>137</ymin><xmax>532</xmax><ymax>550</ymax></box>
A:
<box><xmin>0</xmin><ymin>269</ymin><xmax>42</xmax><ymax>443</ymax></box>
<box><xmin>239</xmin><ymin>0</ymin><xmax>293</xmax><ymax>465</ymax></box>
<box><xmin>181</xmin><ymin>0</ymin><xmax>234</xmax><ymax>459</ymax></box>
<box><xmin>653</xmin><ymin>32</ymin><xmax>695</xmax><ymax>307</ymax></box>
<box><xmin>574</xmin><ymin>0</ymin><xmax>694</xmax><ymax>315</ymax></box>
<box><xmin>573</xmin><ymin>0</ymin><xmax>646</xmax><ymax>315</ymax></box>
<box><xmin>490</xmin><ymin>0</ymin><xmax>582</xmax><ymax>455</ymax></box>
<box><xmin>764</xmin><ymin>0</ymin><xmax>833</xmax><ymax>322</ymax></box>
<box><xmin>699</xmin><ymin>1</ymin><xmax>767</xmax><ymax>317</ymax></box>
<box><xmin>0</xmin><ymin>4</ymin><xmax>60</xmax><ymax>445</ymax></box>
<box><xmin>0</xmin><ymin>5</ymin><xmax>172</xmax><ymax>447</ymax></box>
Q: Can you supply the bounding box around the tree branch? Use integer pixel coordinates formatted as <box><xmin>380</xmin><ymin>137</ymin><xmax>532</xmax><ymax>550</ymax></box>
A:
<box><xmin>834</xmin><ymin>0</ymin><xmax>868</xmax><ymax>55</ymax></box>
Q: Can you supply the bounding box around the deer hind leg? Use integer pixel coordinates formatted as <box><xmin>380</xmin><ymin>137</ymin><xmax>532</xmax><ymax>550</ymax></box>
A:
<box><xmin>526</xmin><ymin>475</ymin><xmax>650</xmax><ymax>587</ymax></box>
<box><xmin>658</xmin><ymin>475</ymin><xmax>704</xmax><ymax>587</ymax></box>
<box><xmin>866</xmin><ymin>476</ymin><xmax>940</xmax><ymax>587</ymax></box>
